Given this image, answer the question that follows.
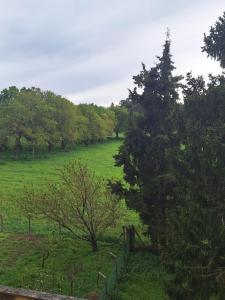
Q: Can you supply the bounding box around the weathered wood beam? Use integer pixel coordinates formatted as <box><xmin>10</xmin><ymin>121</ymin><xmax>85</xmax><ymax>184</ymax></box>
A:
<box><xmin>0</xmin><ymin>285</ymin><xmax>87</xmax><ymax>300</ymax></box>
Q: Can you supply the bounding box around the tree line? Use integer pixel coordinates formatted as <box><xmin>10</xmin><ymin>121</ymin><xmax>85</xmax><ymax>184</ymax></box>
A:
<box><xmin>0</xmin><ymin>86</ymin><xmax>128</xmax><ymax>156</ymax></box>
<box><xmin>111</xmin><ymin>12</ymin><xmax>225</xmax><ymax>299</ymax></box>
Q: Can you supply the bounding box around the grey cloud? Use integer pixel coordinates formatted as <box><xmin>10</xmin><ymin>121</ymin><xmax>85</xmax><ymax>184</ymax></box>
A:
<box><xmin>0</xmin><ymin>0</ymin><xmax>223</xmax><ymax>105</ymax></box>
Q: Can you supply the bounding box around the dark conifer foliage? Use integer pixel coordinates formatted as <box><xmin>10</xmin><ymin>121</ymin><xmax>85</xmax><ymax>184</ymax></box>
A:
<box><xmin>114</xmin><ymin>35</ymin><xmax>182</xmax><ymax>252</ymax></box>
<box><xmin>112</xmin><ymin>14</ymin><xmax>225</xmax><ymax>298</ymax></box>
<box><xmin>166</xmin><ymin>73</ymin><xmax>225</xmax><ymax>299</ymax></box>
<box><xmin>202</xmin><ymin>11</ymin><xmax>225</xmax><ymax>67</ymax></box>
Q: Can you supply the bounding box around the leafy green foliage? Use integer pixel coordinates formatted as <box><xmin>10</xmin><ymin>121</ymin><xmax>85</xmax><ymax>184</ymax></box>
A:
<box><xmin>19</xmin><ymin>161</ymin><xmax>123</xmax><ymax>251</ymax></box>
<box><xmin>0</xmin><ymin>86</ymin><xmax>19</xmax><ymax>104</ymax></box>
<box><xmin>0</xmin><ymin>87</ymin><xmax>117</xmax><ymax>155</ymax></box>
<box><xmin>110</xmin><ymin>104</ymin><xmax>128</xmax><ymax>137</ymax></box>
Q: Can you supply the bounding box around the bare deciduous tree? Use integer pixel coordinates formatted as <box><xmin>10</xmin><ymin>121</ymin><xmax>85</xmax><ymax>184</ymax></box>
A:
<box><xmin>21</xmin><ymin>161</ymin><xmax>122</xmax><ymax>251</ymax></box>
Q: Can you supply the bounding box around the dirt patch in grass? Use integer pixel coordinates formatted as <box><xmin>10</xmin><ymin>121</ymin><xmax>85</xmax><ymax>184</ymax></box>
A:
<box><xmin>10</xmin><ymin>233</ymin><xmax>44</xmax><ymax>242</ymax></box>
<box><xmin>0</xmin><ymin>233</ymin><xmax>43</xmax><ymax>267</ymax></box>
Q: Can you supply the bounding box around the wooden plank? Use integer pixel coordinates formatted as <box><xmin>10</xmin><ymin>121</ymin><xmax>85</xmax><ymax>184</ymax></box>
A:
<box><xmin>0</xmin><ymin>285</ymin><xmax>87</xmax><ymax>300</ymax></box>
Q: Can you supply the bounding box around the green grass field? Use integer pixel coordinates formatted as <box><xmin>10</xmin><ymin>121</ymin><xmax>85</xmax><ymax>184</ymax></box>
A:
<box><xmin>0</xmin><ymin>139</ymin><xmax>130</xmax><ymax>233</ymax></box>
<box><xmin>117</xmin><ymin>252</ymin><xmax>169</xmax><ymax>300</ymax></box>
<box><xmin>0</xmin><ymin>232</ymin><xmax>122</xmax><ymax>298</ymax></box>
<box><xmin>0</xmin><ymin>139</ymin><xmax>123</xmax><ymax>198</ymax></box>
<box><xmin>0</xmin><ymin>139</ymin><xmax>167</xmax><ymax>299</ymax></box>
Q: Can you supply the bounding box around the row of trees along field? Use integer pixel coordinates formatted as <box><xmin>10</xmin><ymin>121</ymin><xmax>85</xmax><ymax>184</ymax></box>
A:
<box><xmin>111</xmin><ymin>12</ymin><xmax>225</xmax><ymax>299</ymax></box>
<box><xmin>0</xmin><ymin>86</ymin><xmax>128</xmax><ymax>156</ymax></box>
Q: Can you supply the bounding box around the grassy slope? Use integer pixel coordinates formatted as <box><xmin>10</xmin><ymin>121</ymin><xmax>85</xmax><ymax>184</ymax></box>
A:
<box><xmin>0</xmin><ymin>139</ymin><xmax>123</xmax><ymax>198</ymax></box>
<box><xmin>0</xmin><ymin>232</ymin><xmax>121</xmax><ymax>298</ymax></box>
<box><xmin>0</xmin><ymin>139</ymin><xmax>168</xmax><ymax>299</ymax></box>
<box><xmin>0</xmin><ymin>140</ymin><xmax>127</xmax><ymax>232</ymax></box>
<box><xmin>0</xmin><ymin>140</ymin><xmax>125</xmax><ymax>297</ymax></box>
<box><xmin>118</xmin><ymin>252</ymin><xmax>169</xmax><ymax>300</ymax></box>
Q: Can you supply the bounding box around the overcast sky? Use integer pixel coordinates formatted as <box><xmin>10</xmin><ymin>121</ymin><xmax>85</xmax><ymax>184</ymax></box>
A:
<box><xmin>0</xmin><ymin>1</ymin><xmax>224</xmax><ymax>106</ymax></box>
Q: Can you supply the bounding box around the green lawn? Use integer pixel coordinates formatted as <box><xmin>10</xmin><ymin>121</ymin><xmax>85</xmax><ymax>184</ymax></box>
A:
<box><xmin>117</xmin><ymin>252</ymin><xmax>170</xmax><ymax>300</ymax></box>
<box><xmin>0</xmin><ymin>139</ymin><xmax>127</xmax><ymax>233</ymax></box>
<box><xmin>0</xmin><ymin>139</ymin><xmax>123</xmax><ymax>198</ymax></box>
<box><xmin>0</xmin><ymin>139</ymin><xmax>167</xmax><ymax>299</ymax></box>
<box><xmin>0</xmin><ymin>139</ymin><xmax>136</xmax><ymax>298</ymax></box>
<box><xmin>0</xmin><ymin>232</ymin><xmax>121</xmax><ymax>298</ymax></box>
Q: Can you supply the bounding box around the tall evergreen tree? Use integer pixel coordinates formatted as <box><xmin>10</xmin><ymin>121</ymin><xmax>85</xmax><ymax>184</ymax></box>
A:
<box><xmin>114</xmin><ymin>35</ymin><xmax>182</xmax><ymax>251</ymax></box>
<box><xmin>166</xmin><ymin>73</ymin><xmax>225</xmax><ymax>299</ymax></box>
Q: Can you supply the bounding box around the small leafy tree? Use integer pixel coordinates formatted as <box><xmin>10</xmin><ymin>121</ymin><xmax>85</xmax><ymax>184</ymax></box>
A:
<box><xmin>22</xmin><ymin>162</ymin><xmax>122</xmax><ymax>251</ymax></box>
<box><xmin>110</xmin><ymin>104</ymin><xmax>128</xmax><ymax>138</ymax></box>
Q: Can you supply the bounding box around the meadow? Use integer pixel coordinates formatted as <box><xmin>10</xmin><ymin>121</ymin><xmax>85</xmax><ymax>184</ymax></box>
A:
<box><xmin>0</xmin><ymin>139</ymin><xmax>167</xmax><ymax>299</ymax></box>
<box><xmin>0</xmin><ymin>139</ymin><xmax>123</xmax><ymax>198</ymax></box>
<box><xmin>0</xmin><ymin>139</ymin><xmax>129</xmax><ymax>232</ymax></box>
<box><xmin>117</xmin><ymin>252</ymin><xmax>169</xmax><ymax>300</ymax></box>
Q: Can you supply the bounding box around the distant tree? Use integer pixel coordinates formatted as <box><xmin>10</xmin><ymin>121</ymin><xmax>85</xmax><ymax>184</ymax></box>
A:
<box><xmin>78</xmin><ymin>104</ymin><xmax>103</xmax><ymax>143</ymax></box>
<box><xmin>45</xmin><ymin>93</ymin><xmax>80</xmax><ymax>151</ymax></box>
<box><xmin>0</xmin><ymin>86</ymin><xmax>19</xmax><ymax>104</ymax></box>
<box><xmin>2</xmin><ymin>89</ymin><xmax>58</xmax><ymax>156</ymax></box>
<box><xmin>21</xmin><ymin>162</ymin><xmax>122</xmax><ymax>251</ymax></box>
<box><xmin>78</xmin><ymin>104</ymin><xmax>116</xmax><ymax>143</ymax></box>
<box><xmin>110</xmin><ymin>104</ymin><xmax>128</xmax><ymax>138</ymax></box>
<box><xmin>94</xmin><ymin>105</ymin><xmax>117</xmax><ymax>138</ymax></box>
<box><xmin>0</xmin><ymin>92</ymin><xmax>30</xmax><ymax>156</ymax></box>
<box><xmin>0</xmin><ymin>110</ymin><xmax>9</xmax><ymax>151</ymax></box>
<box><xmin>0</xmin><ymin>87</ymin><xmax>123</xmax><ymax>155</ymax></box>
<box><xmin>202</xmin><ymin>11</ymin><xmax>225</xmax><ymax>68</ymax></box>
<box><xmin>21</xmin><ymin>90</ymin><xmax>58</xmax><ymax>154</ymax></box>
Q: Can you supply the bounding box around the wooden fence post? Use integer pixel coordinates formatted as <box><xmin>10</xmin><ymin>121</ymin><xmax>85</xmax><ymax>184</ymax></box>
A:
<box><xmin>0</xmin><ymin>214</ymin><xmax>3</xmax><ymax>232</ymax></box>
<box><xmin>124</xmin><ymin>226</ymin><xmax>135</xmax><ymax>252</ymax></box>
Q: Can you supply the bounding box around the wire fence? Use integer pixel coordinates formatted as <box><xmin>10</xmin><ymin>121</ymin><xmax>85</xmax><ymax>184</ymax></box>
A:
<box><xmin>99</xmin><ymin>225</ymin><xmax>144</xmax><ymax>300</ymax></box>
<box><xmin>99</xmin><ymin>247</ymin><xmax>129</xmax><ymax>300</ymax></box>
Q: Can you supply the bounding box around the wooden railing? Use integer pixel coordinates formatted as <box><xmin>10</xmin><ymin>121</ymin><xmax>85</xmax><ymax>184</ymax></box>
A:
<box><xmin>0</xmin><ymin>285</ymin><xmax>87</xmax><ymax>300</ymax></box>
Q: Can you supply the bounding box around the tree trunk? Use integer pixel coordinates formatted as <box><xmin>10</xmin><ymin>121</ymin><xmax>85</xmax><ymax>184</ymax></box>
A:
<box><xmin>30</xmin><ymin>144</ymin><xmax>35</xmax><ymax>159</ymax></box>
<box><xmin>58</xmin><ymin>222</ymin><xmax>62</xmax><ymax>234</ymax></box>
<box><xmin>70</xmin><ymin>281</ymin><xmax>74</xmax><ymax>295</ymax></box>
<box><xmin>115</xmin><ymin>130</ymin><xmax>119</xmax><ymax>138</ymax></box>
<box><xmin>61</xmin><ymin>139</ymin><xmax>66</xmax><ymax>151</ymax></box>
<box><xmin>0</xmin><ymin>143</ymin><xmax>7</xmax><ymax>152</ymax></box>
<box><xmin>126</xmin><ymin>226</ymin><xmax>135</xmax><ymax>252</ymax></box>
<box><xmin>14</xmin><ymin>135</ymin><xmax>22</xmax><ymax>158</ymax></box>
<box><xmin>48</xmin><ymin>142</ymin><xmax>53</xmax><ymax>152</ymax></box>
<box><xmin>148</xmin><ymin>226</ymin><xmax>160</xmax><ymax>254</ymax></box>
<box><xmin>42</xmin><ymin>251</ymin><xmax>50</xmax><ymax>268</ymax></box>
<box><xmin>28</xmin><ymin>216</ymin><xmax>31</xmax><ymax>235</ymax></box>
<box><xmin>90</xmin><ymin>236</ymin><xmax>98</xmax><ymax>252</ymax></box>
<box><xmin>0</xmin><ymin>214</ymin><xmax>3</xmax><ymax>232</ymax></box>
